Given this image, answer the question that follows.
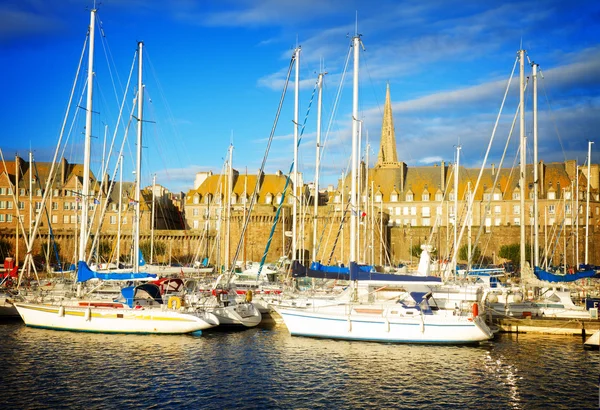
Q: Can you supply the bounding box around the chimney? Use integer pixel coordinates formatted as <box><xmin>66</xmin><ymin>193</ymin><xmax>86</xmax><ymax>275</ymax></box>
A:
<box><xmin>440</xmin><ymin>160</ymin><xmax>445</xmax><ymax>190</ymax></box>
<box><xmin>539</xmin><ymin>160</ymin><xmax>545</xmax><ymax>196</ymax></box>
<box><xmin>61</xmin><ymin>157</ymin><xmax>68</xmax><ymax>185</ymax></box>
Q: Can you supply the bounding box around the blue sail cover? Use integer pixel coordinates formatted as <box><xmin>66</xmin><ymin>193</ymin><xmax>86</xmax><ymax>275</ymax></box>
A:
<box><xmin>77</xmin><ymin>261</ymin><xmax>157</xmax><ymax>282</ymax></box>
<box><xmin>291</xmin><ymin>260</ymin><xmax>441</xmax><ymax>283</ymax></box>
<box><xmin>534</xmin><ymin>266</ymin><xmax>598</xmax><ymax>283</ymax></box>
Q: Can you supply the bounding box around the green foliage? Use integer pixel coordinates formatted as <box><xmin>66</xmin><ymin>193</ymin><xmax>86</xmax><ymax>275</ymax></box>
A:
<box><xmin>98</xmin><ymin>240</ymin><xmax>112</xmax><ymax>260</ymax></box>
<box><xmin>38</xmin><ymin>241</ymin><xmax>61</xmax><ymax>264</ymax></box>
<box><xmin>410</xmin><ymin>244</ymin><xmax>422</xmax><ymax>258</ymax></box>
<box><xmin>458</xmin><ymin>244</ymin><xmax>481</xmax><ymax>263</ymax></box>
<box><xmin>498</xmin><ymin>243</ymin><xmax>534</xmax><ymax>267</ymax></box>
<box><xmin>140</xmin><ymin>240</ymin><xmax>167</xmax><ymax>260</ymax></box>
<box><xmin>0</xmin><ymin>238</ymin><xmax>12</xmax><ymax>258</ymax></box>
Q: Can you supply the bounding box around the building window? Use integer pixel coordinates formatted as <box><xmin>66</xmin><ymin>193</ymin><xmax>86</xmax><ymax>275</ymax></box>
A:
<box><xmin>565</xmin><ymin>217</ymin><xmax>572</xmax><ymax>226</ymax></box>
<box><xmin>422</xmin><ymin>193</ymin><xmax>430</xmax><ymax>201</ymax></box>
<box><xmin>64</xmin><ymin>202</ymin><xmax>69</xmax><ymax>210</ymax></box>
<box><xmin>334</xmin><ymin>195</ymin><xmax>340</xmax><ymax>204</ymax></box>
<box><xmin>449</xmin><ymin>193</ymin><xmax>455</xmax><ymax>201</ymax></box>
<box><xmin>403</xmin><ymin>207</ymin><xmax>409</xmax><ymax>216</ymax></box>
<box><xmin>375</xmin><ymin>194</ymin><xmax>382</xmax><ymax>202</ymax></box>
<box><xmin>52</xmin><ymin>202</ymin><xmax>58</xmax><ymax>210</ymax></box>
<box><xmin>548</xmin><ymin>191</ymin><xmax>556</xmax><ymax>200</ymax></box>
<box><xmin>70</xmin><ymin>215</ymin><xmax>77</xmax><ymax>224</ymax></box>
<box><xmin>483</xmin><ymin>193</ymin><xmax>491</xmax><ymax>201</ymax></box>
<box><xmin>406</xmin><ymin>193</ymin><xmax>414</xmax><ymax>202</ymax></box>
<box><xmin>51</xmin><ymin>215</ymin><xmax>58</xmax><ymax>224</ymax></box>
<box><xmin>549</xmin><ymin>217</ymin><xmax>556</xmax><ymax>225</ymax></box>
<box><xmin>422</xmin><ymin>206</ymin><xmax>431</xmax><ymax>217</ymax></box>
<box><xmin>390</xmin><ymin>193</ymin><xmax>398</xmax><ymax>202</ymax></box>
<box><xmin>123</xmin><ymin>217</ymin><xmax>127</xmax><ymax>225</ymax></box>
<box><xmin>494</xmin><ymin>205</ymin><xmax>501</xmax><ymax>214</ymax></box>
<box><xmin>435</xmin><ymin>193</ymin><xmax>443</xmax><ymax>201</ymax></box>
<box><xmin>0</xmin><ymin>188</ymin><xmax>5</xmax><ymax>195</ymax></box>
<box><xmin>395</xmin><ymin>207</ymin><xmax>401</xmax><ymax>216</ymax></box>
<box><xmin>266</xmin><ymin>194</ymin><xmax>272</xmax><ymax>204</ymax></box>
<box><xmin>36</xmin><ymin>189</ymin><xmax>42</xmax><ymax>196</ymax></box>
<box><xmin>436</xmin><ymin>206</ymin><xmax>442</xmax><ymax>216</ymax></box>
<box><xmin>193</xmin><ymin>220</ymin><xmax>199</xmax><ymax>229</ymax></box>
<box><xmin>422</xmin><ymin>218</ymin><xmax>430</xmax><ymax>226</ymax></box>
<box><xmin>0</xmin><ymin>214</ymin><xmax>4</xmax><ymax>222</ymax></box>
<box><xmin>493</xmin><ymin>192</ymin><xmax>501</xmax><ymax>200</ymax></box>
<box><xmin>485</xmin><ymin>205</ymin><xmax>491</xmax><ymax>215</ymax></box>
<box><xmin>110</xmin><ymin>216</ymin><xmax>117</xmax><ymax>224</ymax></box>
<box><xmin>63</xmin><ymin>215</ymin><xmax>69</xmax><ymax>223</ymax></box>
<box><xmin>19</xmin><ymin>189</ymin><xmax>25</xmax><ymax>196</ymax></box>
<box><xmin>565</xmin><ymin>204</ymin><xmax>571</xmax><ymax>215</ymax></box>
<box><xmin>0</xmin><ymin>201</ymin><xmax>4</xmax><ymax>209</ymax></box>
<box><xmin>513</xmin><ymin>205</ymin><xmax>520</xmax><ymax>215</ymax></box>
<box><xmin>548</xmin><ymin>205</ymin><xmax>555</xmax><ymax>215</ymax></box>
<box><xmin>495</xmin><ymin>218</ymin><xmax>502</xmax><ymax>226</ymax></box>
<box><xmin>193</xmin><ymin>208</ymin><xmax>199</xmax><ymax>216</ymax></box>
<box><xmin>410</xmin><ymin>206</ymin><xmax>417</xmax><ymax>216</ymax></box>
<box><xmin>411</xmin><ymin>218</ymin><xmax>417</xmax><ymax>226</ymax></box>
<box><xmin>512</xmin><ymin>192</ymin><xmax>520</xmax><ymax>200</ymax></box>
<box><xmin>35</xmin><ymin>202</ymin><xmax>42</xmax><ymax>211</ymax></box>
<box><xmin>6</xmin><ymin>215</ymin><xmax>12</xmax><ymax>223</ymax></box>
<box><xmin>276</xmin><ymin>195</ymin><xmax>283</xmax><ymax>205</ymax></box>
<box><xmin>231</xmin><ymin>195</ymin><xmax>237</xmax><ymax>205</ymax></box>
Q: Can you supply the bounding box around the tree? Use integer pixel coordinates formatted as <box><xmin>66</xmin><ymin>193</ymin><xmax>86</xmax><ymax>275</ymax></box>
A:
<box><xmin>0</xmin><ymin>238</ymin><xmax>12</xmax><ymax>259</ymax></box>
<box><xmin>458</xmin><ymin>244</ymin><xmax>481</xmax><ymax>263</ymax></box>
<box><xmin>140</xmin><ymin>240</ymin><xmax>167</xmax><ymax>261</ymax></box>
<box><xmin>498</xmin><ymin>243</ymin><xmax>536</xmax><ymax>268</ymax></box>
<box><xmin>410</xmin><ymin>244</ymin><xmax>422</xmax><ymax>258</ymax></box>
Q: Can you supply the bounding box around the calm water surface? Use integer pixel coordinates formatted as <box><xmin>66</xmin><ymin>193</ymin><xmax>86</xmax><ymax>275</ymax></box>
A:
<box><xmin>0</xmin><ymin>318</ymin><xmax>597</xmax><ymax>409</ymax></box>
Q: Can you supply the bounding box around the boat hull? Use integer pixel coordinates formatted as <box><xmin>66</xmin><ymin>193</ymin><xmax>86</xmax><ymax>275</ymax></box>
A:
<box><xmin>275</xmin><ymin>305</ymin><xmax>493</xmax><ymax>344</ymax></box>
<box><xmin>211</xmin><ymin>302</ymin><xmax>262</xmax><ymax>328</ymax></box>
<box><xmin>14</xmin><ymin>303</ymin><xmax>219</xmax><ymax>334</ymax></box>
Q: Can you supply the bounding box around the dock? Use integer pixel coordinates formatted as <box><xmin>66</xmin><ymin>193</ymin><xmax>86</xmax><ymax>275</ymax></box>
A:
<box><xmin>493</xmin><ymin>316</ymin><xmax>600</xmax><ymax>336</ymax></box>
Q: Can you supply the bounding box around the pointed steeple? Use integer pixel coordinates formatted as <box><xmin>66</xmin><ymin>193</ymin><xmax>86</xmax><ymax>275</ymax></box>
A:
<box><xmin>376</xmin><ymin>83</ymin><xmax>399</xmax><ymax>168</ymax></box>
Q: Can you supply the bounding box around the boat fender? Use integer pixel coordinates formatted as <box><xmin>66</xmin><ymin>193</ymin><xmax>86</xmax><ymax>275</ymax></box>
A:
<box><xmin>167</xmin><ymin>296</ymin><xmax>182</xmax><ymax>310</ymax></box>
<box><xmin>84</xmin><ymin>307</ymin><xmax>92</xmax><ymax>322</ymax></box>
<box><xmin>472</xmin><ymin>302</ymin><xmax>479</xmax><ymax>318</ymax></box>
<box><xmin>58</xmin><ymin>306</ymin><xmax>65</xmax><ymax>317</ymax></box>
<box><xmin>245</xmin><ymin>290</ymin><xmax>253</xmax><ymax>303</ymax></box>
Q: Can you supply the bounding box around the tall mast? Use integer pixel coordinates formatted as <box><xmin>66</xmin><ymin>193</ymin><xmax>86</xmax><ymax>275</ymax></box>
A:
<box><xmin>15</xmin><ymin>153</ymin><xmax>19</xmax><ymax>266</ymax></box>
<box><xmin>225</xmin><ymin>143</ymin><xmax>233</xmax><ymax>271</ymax></box>
<box><xmin>350</xmin><ymin>32</ymin><xmax>360</xmax><ymax>264</ymax></box>
<box><xmin>116</xmin><ymin>154</ymin><xmax>123</xmax><ymax>266</ymax></box>
<box><xmin>451</xmin><ymin>145</ymin><xmax>460</xmax><ymax>277</ymax></box>
<box><xmin>134</xmin><ymin>41</ymin><xmax>144</xmax><ymax>272</ymax></box>
<box><xmin>585</xmin><ymin>141</ymin><xmax>593</xmax><ymax>265</ymax></box>
<box><xmin>532</xmin><ymin>62</ymin><xmax>539</xmax><ymax>267</ymax></box>
<box><xmin>313</xmin><ymin>71</ymin><xmax>325</xmax><ymax>262</ymax></box>
<box><xmin>150</xmin><ymin>173</ymin><xmax>156</xmax><ymax>264</ymax></box>
<box><xmin>518</xmin><ymin>48</ymin><xmax>526</xmax><ymax>276</ymax></box>
<box><xmin>292</xmin><ymin>46</ymin><xmax>301</xmax><ymax>262</ymax></box>
<box><xmin>78</xmin><ymin>8</ymin><xmax>96</xmax><ymax>262</ymax></box>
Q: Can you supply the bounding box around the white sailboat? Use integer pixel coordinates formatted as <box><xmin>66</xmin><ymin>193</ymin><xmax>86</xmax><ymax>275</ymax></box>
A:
<box><xmin>15</xmin><ymin>13</ymin><xmax>219</xmax><ymax>334</ymax></box>
<box><xmin>275</xmin><ymin>29</ymin><xmax>494</xmax><ymax>344</ymax></box>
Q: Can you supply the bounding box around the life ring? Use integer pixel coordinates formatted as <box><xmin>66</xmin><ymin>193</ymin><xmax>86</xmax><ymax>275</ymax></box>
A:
<box><xmin>167</xmin><ymin>296</ymin><xmax>182</xmax><ymax>310</ymax></box>
<box><xmin>245</xmin><ymin>290</ymin><xmax>253</xmax><ymax>303</ymax></box>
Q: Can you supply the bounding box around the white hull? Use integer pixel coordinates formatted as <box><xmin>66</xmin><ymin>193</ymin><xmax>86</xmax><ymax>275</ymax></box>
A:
<box><xmin>275</xmin><ymin>304</ymin><xmax>493</xmax><ymax>344</ymax></box>
<box><xmin>211</xmin><ymin>302</ymin><xmax>262</xmax><ymax>328</ymax></box>
<box><xmin>584</xmin><ymin>330</ymin><xmax>599</xmax><ymax>349</ymax></box>
<box><xmin>14</xmin><ymin>302</ymin><xmax>219</xmax><ymax>334</ymax></box>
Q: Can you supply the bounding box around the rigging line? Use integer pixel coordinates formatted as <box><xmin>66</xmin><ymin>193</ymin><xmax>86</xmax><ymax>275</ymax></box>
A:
<box><xmin>32</xmin><ymin>161</ymin><xmax>61</xmax><ymax>269</ymax></box>
<box><xmin>320</xmin><ymin>44</ymin><xmax>353</xmax><ymax>167</ymax></box>
<box><xmin>326</xmin><ymin>198</ymin><xmax>352</xmax><ymax>265</ymax></box>
<box><xmin>446</xmin><ymin>54</ymin><xmax>519</xmax><ymax>280</ymax></box>
<box><xmin>471</xmin><ymin>82</ymin><xmax>529</xmax><ymax>260</ymax></box>
<box><xmin>539</xmin><ymin>71</ymin><xmax>568</xmax><ymax>163</ymax></box>
<box><xmin>256</xmin><ymin>78</ymin><xmax>319</xmax><ymax>278</ymax></box>
<box><xmin>16</xmin><ymin>35</ymin><xmax>90</xmax><ymax>287</ymax></box>
<box><xmin>227</xmin><ymin>52</ymin><xmax>296</xmax><ymax>278</ymax></box>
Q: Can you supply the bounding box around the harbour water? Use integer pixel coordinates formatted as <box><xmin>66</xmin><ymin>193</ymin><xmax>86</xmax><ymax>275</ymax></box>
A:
<box><xmin>0</xmin><ymin>319</ymin><xmax>597</xmax><ymax>409</ymax></box>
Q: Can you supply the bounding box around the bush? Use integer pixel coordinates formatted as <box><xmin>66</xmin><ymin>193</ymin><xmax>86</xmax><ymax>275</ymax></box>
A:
<box><xmin>458</xmin><ymin>244</ymin><xmax>481</xmax><ymax>263</ymax></box>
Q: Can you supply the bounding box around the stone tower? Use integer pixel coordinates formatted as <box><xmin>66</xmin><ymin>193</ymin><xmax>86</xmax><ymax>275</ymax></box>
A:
<box><xmin>375</xmin><ymin>83</ymin><xmax>399</xmax><ymax>168</ymax></box>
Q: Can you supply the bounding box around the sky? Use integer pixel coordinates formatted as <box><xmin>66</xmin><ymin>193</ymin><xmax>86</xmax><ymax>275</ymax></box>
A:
<box><xmin>1</xmin><ymin>0</ymin><xmax>599</xmax><ymax>194</ymax></box>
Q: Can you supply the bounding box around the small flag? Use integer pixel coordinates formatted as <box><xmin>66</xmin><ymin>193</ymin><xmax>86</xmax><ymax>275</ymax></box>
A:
<box><xmin>93</xmin><ymin>198</ymin><xmax>100</xmax><ymax>205</ymax></box>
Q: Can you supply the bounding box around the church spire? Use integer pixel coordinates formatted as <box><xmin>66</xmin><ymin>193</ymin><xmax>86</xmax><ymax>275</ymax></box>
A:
<box><xmin>376</xmin><ymin>83</ymin><xmax>399</xmax><ymax>168</ymax></box>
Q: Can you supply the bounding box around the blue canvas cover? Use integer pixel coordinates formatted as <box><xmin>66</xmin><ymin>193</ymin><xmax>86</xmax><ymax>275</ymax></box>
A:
<box><xmin>534</xmin><ymin>266</ymin><xmax>598</xmax><ymax>283</ymax></box>
<box><xmin>77</xmin><ymin>261</ymin><xmax>157</xmax><ymax>282</ymax></box>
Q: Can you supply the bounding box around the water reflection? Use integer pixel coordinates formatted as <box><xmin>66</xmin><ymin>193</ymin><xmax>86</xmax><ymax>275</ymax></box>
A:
<box><xmin>0</xmin><ymin>321</ymin><xmax>597</xmax><ymax>409</ymax></box>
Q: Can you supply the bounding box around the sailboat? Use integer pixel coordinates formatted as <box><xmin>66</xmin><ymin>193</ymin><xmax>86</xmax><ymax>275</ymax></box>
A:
<box><xmin>274</xmin><ymin>30</ymin><xmax>493</xmax><ymax>344</ymax></box>
<box><xmin>14</xmin><ymin>11</ymin><xmax>219</xmax><ymax>334</ymax></box>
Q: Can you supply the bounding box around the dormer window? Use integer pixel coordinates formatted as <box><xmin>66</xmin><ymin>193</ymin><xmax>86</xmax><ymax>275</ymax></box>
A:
<box><xmin>390</xmin><ymin>192</ymin><xmax>398</xmax><ymax>202</ymax></box>
<box><xmin>435</xmin><ymin>192</ymin><xmax>443</xmax><ymax>202</ymax></box>
<box><xmin>266</xmin><ymin>193</ymin><xmax>273</xmax><ymax>204</ymax></box>
<box><xmin>422</xmin><ymin>192</ymin><xmax>430</xmax><ymax>201</ymax></box>
<box><xmin>548</xmin><ymin>191</ymin><xmax>556</xmax><ymax>200</ymax></box>
<box><xmin>406</xmin><ymin>193</ymin><xmax>414</xmax><ymax>202</ymax></box>
<box><xmin>231</xmin><ymin>194</ymin><xmax>237</xmax><ymax>205</ymax></box>
<box><xmin>193</xmin><ymin>194</ymin><xmax>199</xmax><ymax>204</ymax></box>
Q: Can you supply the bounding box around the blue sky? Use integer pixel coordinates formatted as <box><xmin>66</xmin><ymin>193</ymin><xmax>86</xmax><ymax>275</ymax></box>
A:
<box><xmin>1</xmin><ymin>0</ymin><xmax>599</xmax><ymax>194</ymax></box>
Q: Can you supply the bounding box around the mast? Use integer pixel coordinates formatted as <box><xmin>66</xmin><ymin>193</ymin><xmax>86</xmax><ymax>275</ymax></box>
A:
<box><xmin>518</xmin><ymin>48</ymin><xmax>526</xmax><ymax>276</ymax></box>
<box><xmin>312</xmin><ymin>71</ymin><xmax>324</xmax><ymax>263</ymax></box>
<box><xmin>350</xmin><ymin>32</ymin><xmax>360</xmax><ymax>264</ymax></box>
<box><xmin>451</xmin><ymin>145</ymin><xmax>460</xmax><ymax>277</ymax></box>
<box><xmin>532</xmin><ymin>61</ymin><xmax>539</xmax><ymax>267</ymax></box>
<box><xmin>116</xmin><ymin>154</ymin><xmax>123</xmax><ymax>266</ymax></box>
<box><xmin>150</xmin><ymin>173</ymin><xmax>156</xmax><ymax>264</ymax></box>
<box><xmin>79</xmin><ymin>8</ymin><xmax>96</xmax><ymax>263</ymax></box>
<box><xmin>15</xmin><ymin>153</ymin><xmax>19</xmax><ymax>267</ymax></box>
<box><xmin>585</xmin><ymin>140</ymin><xmax>593</xmax><ymax>265</ymax></box>
<box><xmin>292</xmin><ymin>46</ymin><xmax>301</xmax><ymax>262</ymax></box>
<box><xmin>225</xmin><ymin>143</ymin><xmax>233</xmax><ymax>271</ymax></box>
<box><xmin>133</xmin><ymin>41</ymin><xmax>143</xmax><ymax>272</ymax></box>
